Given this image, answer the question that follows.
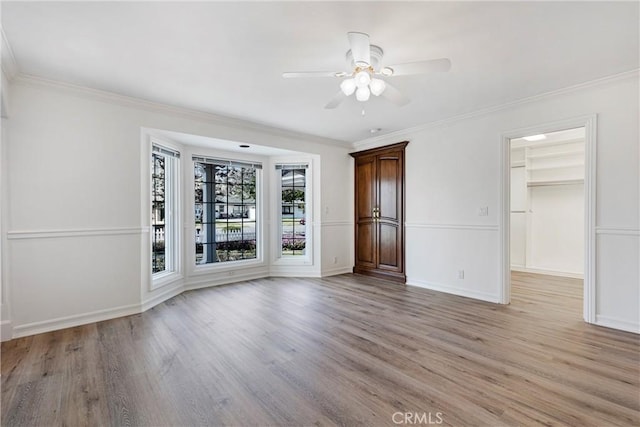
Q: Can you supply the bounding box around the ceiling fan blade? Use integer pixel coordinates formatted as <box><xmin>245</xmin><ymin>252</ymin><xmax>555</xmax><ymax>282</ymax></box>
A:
<box><xmin>324</xmin><ymin>91</ymin><xmax>347</xmax><ymax>109</ymax></box>
<box><xmin>347</xmin><ymin>32</ymin><xmax>371</xmax><ymax>67</ymax></box>
<box><xmin>381</xmin><ymin>82</ymin><xmax>410</xmax><ymax>106</ymax></box>
<box><xmin>385</xmin><ymin>58</ymin><xmax>451</xmax><ymax>76</ymax></box>
<box><xmin>283</xmin><ymin>71</ymin><xmax>344</xmax><ymax>78</ymax></box>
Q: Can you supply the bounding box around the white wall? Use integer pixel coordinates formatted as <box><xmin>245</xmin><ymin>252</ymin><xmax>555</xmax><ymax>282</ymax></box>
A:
<box><xmin>353</xmin><ymin>72</ymin><xmax>639</xmax><ymax>333</ymax></box>
<box><xmin>529</xmin><ymin>184</ymin><xmax>584</xmax><ymax>274</ymax></box>
<box><xmin>2</xmin><ymin>76</ymin><xmax>353</xmax><ymax>339</ymax></box>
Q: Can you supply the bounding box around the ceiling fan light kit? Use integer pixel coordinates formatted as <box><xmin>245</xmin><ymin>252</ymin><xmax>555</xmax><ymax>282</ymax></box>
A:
<box><xmin>369</xmin><ymin>78</ymin><xmax>386</xmax><ymax>96</ymax></box>
<box><xmin>356</xmin><ymin>86</ymin><xmax>371</xmax><ymax>102</ymax></box>
<box><xmin>283</xmin><ymin>31</ymin><xmax>451</xmax><ymax>109</ymax></box>
<box><xmin>355</xmin><ymin>70</ymin><xmax>371</xmax><ymax>88</ymax></box>
<box><xmin>340</xmin><ymin>78</ymin><xmax>357</xmax><ymax>96</ymax></box>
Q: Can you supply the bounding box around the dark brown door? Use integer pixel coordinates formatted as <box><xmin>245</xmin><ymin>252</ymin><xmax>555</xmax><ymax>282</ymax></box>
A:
<box><xmin>351</xmin><ymin>142</ymin><xmax>407</xmax><ymax>283</ymax></box>
<box><xmin>355</xmin><ymin>155</ymin><xmax>377</xmax><ymax>270</ymax></box>
<box><xmin>377</xmin><ymin>153</ymin><xmax>403</xmax><ymax>273</ymax></box>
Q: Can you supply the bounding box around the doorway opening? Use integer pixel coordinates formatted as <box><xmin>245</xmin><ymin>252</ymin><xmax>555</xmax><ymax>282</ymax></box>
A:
<box><xmin>500</xmin><ymin>115</ymin><xmax>596</xmax><ymax>323</ymax></box>
<box><xmin>510</xmin><ymin>128</ymin><xmax>585</xmax><ymax>317</ymax></box>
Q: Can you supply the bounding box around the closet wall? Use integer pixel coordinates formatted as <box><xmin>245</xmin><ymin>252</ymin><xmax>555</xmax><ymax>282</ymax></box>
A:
<box><xmin>510</xmin><ymin>129</ymin><xmax>585</xmax><ymax>276</ymax></box>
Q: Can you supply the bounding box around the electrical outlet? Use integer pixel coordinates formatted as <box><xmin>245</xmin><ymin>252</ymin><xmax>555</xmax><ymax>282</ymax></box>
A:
<box><xmin>478</xmin><ymin>206</ymin><xmax>489</xmax><ymax>216</ymax></box>
<box><xmin>458</xmin><ymin>270</ymin><xmax>465</xmax><ymax>279</ymax></box>
<box><xmin>333</xmin><ymin>256</ymin><xmax>338</xmax><ymax>264</ymax></box>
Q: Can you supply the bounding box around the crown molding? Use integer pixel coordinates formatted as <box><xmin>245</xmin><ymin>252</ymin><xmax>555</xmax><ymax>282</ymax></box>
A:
<box><xmin>1</xmin><ymin>27</ymin><xmax>18</xmax><ymax>80</ymax></box>
<box><xmin>11</xmin><ymin>73</ymin><xmax>348</xmax><ymax>148</ymax></box>
<box><xmin>351</xmin><ymin>68</ymin><xmax>640</xmax><ymax>150</ymax></box>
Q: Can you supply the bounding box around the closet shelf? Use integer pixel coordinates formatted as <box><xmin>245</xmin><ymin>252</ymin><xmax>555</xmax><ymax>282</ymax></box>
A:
<box><xmin>527</xmin><ymin>163</ymin><xmax>584</xmax><ymax>171</ymax></box>
<box><xmin>527</xmin><ymin>178</ymin><xmax>584</xmax><ymax>187</ymax></box>
<box><xmin>526</xmin><ymin>150</ymin><xmax>584</xmax><ymax>160</ymax></box>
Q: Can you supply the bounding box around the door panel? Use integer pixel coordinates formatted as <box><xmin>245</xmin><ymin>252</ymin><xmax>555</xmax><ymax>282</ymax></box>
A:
<box><xmin>378</xmin><ymin>222</ymin><xmax>399</xmax><ymax>269</ymax></box>
<box><xmin>357</xmin><ymin>221</ymin><xmax>376</xmax><ymax>267</ymax></box>
<box><xmin>355</xmin><ymin>156</ymin><xmax>377</xmax><ymax>270</ymax></box>
<box><xmin>356</xmin><ymin>157</ymin><xmax>375</xmax><ymax>221</ymax></box>
<box><xmin>378</xmin><ymin>156</ymin><xmax>400</xmax><ymax>222</ymax></box>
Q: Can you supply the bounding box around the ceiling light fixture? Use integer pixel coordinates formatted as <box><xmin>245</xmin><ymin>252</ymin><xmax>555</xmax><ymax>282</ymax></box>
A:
<box><xmin>340</xmin><ymin>68</ymin><xmax>386</xmax><ymax>102</ymax></box>
<box><xmin>523</xmin><ymin>134</ymin><xmax>547</xmax><ymax>142</ymax></box>
<box><xmin>356</xmin><ymin>86</ymin><xmax>371</xmax><ymax>102</ymax></box>
<box><xmin>355</xmin><ymin>70</ymin><xmax>371</xmax><ymax>87</ymax></box>
<box><xmin>340</xmin><ymin>78</ymin><xmax>356</xmax><ymax>96</ymax></box>
<box><xmin>369</xmin><ymin>78</ymin><xmax>386</xmax><ymax>96</ymax></box>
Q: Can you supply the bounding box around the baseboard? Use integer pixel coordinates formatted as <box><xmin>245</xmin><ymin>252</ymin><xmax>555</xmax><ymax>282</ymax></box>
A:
<box><xmin>407</xmin><ymin>278</ymin><xmax>500</xmax><ymax>303</ymax></box>
<box><xmin>269</xmin><ymin>265</ymin><xmax>322</xmax><ymax>278</ymax></box>
<box><xmin>511</xmin><ymin>266</ymin><xmax>583</xmax><ymax>279</ymax></box>
<box><xmin>269</xmin><ymin>271</ymin><xmax>322</xmax><ymax>278</ymax></box>
<box><xmin>1</xmin><ymin>320</ymin><xmax>13</xmax><ymax>342</ymax></box>
<box><xmin>141</xmin><ymin>284</ymin><xmax>184</xmax><ymax>312</ymax></box>
<box><xmin>321</xmin><ymin>266</ymin><xmax>352</xmax><ymax>277</ymax></box>
<box><xmin>184</xmin><ymin>270</ymin><xmax>269</xmax><ymax>291</ymax></box>
<box><xmin>595</xmin><ymin>315</ymin><xmax>640</xmax><ymax>334</ymax></box>
<box><xmin>11</xmin><ymin>303</ymin><xmax>141</xmax><ymax>339</ymax></box>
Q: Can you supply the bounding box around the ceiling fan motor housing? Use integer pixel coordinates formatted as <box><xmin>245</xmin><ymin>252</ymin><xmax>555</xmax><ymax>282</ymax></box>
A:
<box><xmin>346</xmin><ymin>45</ymin><xmax>384</xmax><ymax>71</ymax></box>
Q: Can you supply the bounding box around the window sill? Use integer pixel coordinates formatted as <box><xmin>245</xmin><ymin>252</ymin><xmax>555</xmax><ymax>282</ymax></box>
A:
<box><xmin>151</xmin><ymin>270</ymin><xmax>183</xmax><ymax>291</ymax></box>
<box><xmin>191</xmin><ymin>258</ymin><xmax>266</xmax><ymax>276</ymax></box>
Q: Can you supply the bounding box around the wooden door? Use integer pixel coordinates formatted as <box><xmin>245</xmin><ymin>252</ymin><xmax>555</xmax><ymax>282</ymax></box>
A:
<box><xmin>377</xmin><ymin>153</ymin><xmax>403</xmax><ymax>274</ymax></box>
<box><xmin>351</xmin><ymin>142</ymin><xmax>407</xmax><ymax>283</ymax></box>
<box><xmin>355</xmin><ymin>155</ymin><xmax>377</xmax><ymax>270</ymax></box>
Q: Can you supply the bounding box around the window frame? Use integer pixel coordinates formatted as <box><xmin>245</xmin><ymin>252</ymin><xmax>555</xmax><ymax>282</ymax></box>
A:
<box><xmin>274</xmin><ymin>160</ymin><xmax>313</xmax><ymax>264</ymax></box>
<box><xmin>192</xmin><ymin>155</ymin><xmax>264</xmax><ymax>271</ymax></box>
<box><xmin>150</xmin><ymin>140</ymin><xmax>182</xmax><ymax>290</ymax></box>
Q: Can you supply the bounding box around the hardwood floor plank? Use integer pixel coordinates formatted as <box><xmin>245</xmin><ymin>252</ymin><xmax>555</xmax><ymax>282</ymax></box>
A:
<box><xmin>2</xmin><ymin>272</ymin><xmax>638</xmax><ymax>426</ymax></box>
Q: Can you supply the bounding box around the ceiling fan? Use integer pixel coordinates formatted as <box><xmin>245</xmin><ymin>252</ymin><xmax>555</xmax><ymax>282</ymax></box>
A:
<box><xmin>283</xmin><ymin>32</ymin><xmax>451</xmax><ymax>109</ymax></box>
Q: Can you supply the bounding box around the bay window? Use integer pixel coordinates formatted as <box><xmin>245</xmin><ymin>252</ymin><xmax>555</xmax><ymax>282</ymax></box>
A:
<box><xmin>277</xmin><ymin>164</ymin><xmax>308</xmax><ymax>257</ymax></box>
<box><xmin>194</xmin><ymin>156</ymin><xmax>261</xmax><ymax>264</ymax></box>
<box><xmin>151</xmin><ymin>144</ymin><xmax>180</xmax><ymax>276</ymax></box>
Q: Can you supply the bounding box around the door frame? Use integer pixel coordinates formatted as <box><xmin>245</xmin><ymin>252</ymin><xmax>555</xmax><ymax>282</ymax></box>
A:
<box><xmin>499</xmin><ymin>114</ymin><xmax>597</xmax><ymax>323</ymax></box>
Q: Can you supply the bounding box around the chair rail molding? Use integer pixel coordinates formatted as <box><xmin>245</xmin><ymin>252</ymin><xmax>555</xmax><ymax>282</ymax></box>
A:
<box><xmin>405</xmin><ymin>223</ymin><xmax>498</xmax><ymax>231</ymax></box>
<box><xmin>7</xmin><ymin>226</ymin><xmax>148</xmax><ymax>240</ymax></box>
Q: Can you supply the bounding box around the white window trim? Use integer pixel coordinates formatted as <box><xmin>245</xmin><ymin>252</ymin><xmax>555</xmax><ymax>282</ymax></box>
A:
<box><xmin>191</xmin><ymin>158</ymin><xmax>265</xmax><ymax>271</ymax></box>
<box><xmin>150</xmin><ymin>138</ymin><xmax>182</xmax><ymax>291</ymax></box>
<box><xmin>273</xmin><ymin>159</ymin><xmax>313</xmax><ymax>265</ymax></box>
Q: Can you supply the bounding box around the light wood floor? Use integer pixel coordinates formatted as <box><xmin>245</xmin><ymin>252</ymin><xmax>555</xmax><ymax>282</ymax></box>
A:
<box><xmin>2</xmin><ymin>272</ymin><xmax>638</xmax><ymax>426</ymax></box>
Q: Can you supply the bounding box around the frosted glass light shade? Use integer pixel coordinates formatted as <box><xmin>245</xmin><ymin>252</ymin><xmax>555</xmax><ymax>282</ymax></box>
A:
<box><xmin>354</xmin><ymin>71</ymin><xmax>371</xmax><ymax>88</ymax></box>
<box><xmin>355</xmin><ymin>86</ymin><xmax>371</xmax><ymax>102</ymax></box>
<box><xmin>369</xmin><ymin>78</ymin><xmax>386</xmax><ymax>96</ymax></box>
<box><xmin>340</xmin><ymin>78</ymin><xmax>356</xmax><ymax>96</ymax></box>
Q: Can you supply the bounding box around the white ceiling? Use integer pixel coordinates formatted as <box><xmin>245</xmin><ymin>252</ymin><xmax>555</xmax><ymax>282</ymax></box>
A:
<box><xmin>2</xmin><ymin>1</ymin><xmax>638</xmax><ymax>144</ymax></box>
<box><xmin>150</xmin><ymin>128</ymin><xmax>301</xmax><ymax>157</ymax></box>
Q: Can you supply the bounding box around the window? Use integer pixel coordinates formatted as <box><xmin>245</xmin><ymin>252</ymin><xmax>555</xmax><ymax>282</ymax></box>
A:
<box><xmin>278</xmin><ymin>164</ymin><xmax>308</xmax><ymax>256</ymax></box>
<box><xmin>194</xmin><ymin>157</ymin><xmax>260</xmax><ymax>264</ymax></box>
<box><xmin>151</xmin><ymin>144</ymin><xmax>179</xmax><ymax>275</ymax></box>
